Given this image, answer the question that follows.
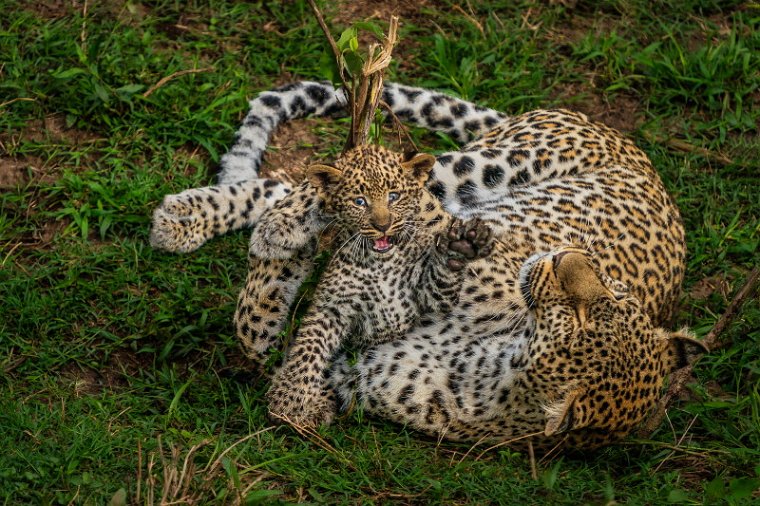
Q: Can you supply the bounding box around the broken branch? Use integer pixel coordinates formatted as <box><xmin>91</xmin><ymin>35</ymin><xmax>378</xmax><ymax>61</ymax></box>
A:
<box><xmin>639</xmin><ymin>265</ymin><xmax>760</xmax><ymax>437</ymax></box>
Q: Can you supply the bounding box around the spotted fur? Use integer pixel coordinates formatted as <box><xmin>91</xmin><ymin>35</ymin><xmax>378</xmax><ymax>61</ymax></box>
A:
<box><xmin>151</xmin><ymin>81</ymin><xmax>695</xmax><ymax>446</ymax></box>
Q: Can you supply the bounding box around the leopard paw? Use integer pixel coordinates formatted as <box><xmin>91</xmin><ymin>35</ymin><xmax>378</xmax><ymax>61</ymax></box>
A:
<box><xmin>248</xmin><ymin>217</ymin><xmax>306</xmax><ymax>259</ymax></box>
<box><xmin>150</xmin><ymin>197</ymin><xmax>210</xmax><ymax>253</ymax></box>
<box><xmin>438</xmin><ymin>218</ymin><xmax>494</xmax><ymax>271</ymax></box>
<box><xmin>266</xmin><ymin>379</ymin><xmax>336</xmax><ymax>428</ymax></box>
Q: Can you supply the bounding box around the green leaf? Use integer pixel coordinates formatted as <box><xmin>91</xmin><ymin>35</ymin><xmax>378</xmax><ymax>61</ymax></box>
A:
<box><xmin>53</xmin><ymin>68</ymin><xmax>87</xmax><ymax>79</ymax></box>
<box><xmin>116</xmin><ymin>83</ymin><xmax>144</xmax><ymax>96</ymax></box>
<box><xmin>704</xmin><ymin>477</ymin><xmax>724</xmax><ymax>501</ymax></box>
<box><xmin>727</xmin><ymin>477</ymin><xmax>760</xmax><ymax>500</ymax></box>
<box><xmin>244</xmin><ymin>489</ymin><xmax>282</xmax><ymax>505</ymax></box>
<box><xmin>666</xmin><ymin>488</ymin><xmax>690</xmax><ymax>503</ymax></box>
<box><xmin>222</xmin><ymin>457</ymin><xmax>242</xmax><ymax>490</ymax></box>
<box><xmin>336</xmin><ymin>27</ymin><xmax>358</xmax><ymax>52</ymax></box>
<box><xmin>343</xmin><ymin>51</ymin><xmax>364</xmax><ymax>77</ymax></box>
<box><xmin>353</xmin><ymin>21</ymin><xmax>385</xmax><ymax>40</ymax></box>
<box><xmin>93</xmin><ymin>82</ymin><xmax>111</xmax><ymax>104</ymax></box>
<box><xmin>319</xmin><ymin>49</ymin><xmax>340</xmax><ymax>85</ymax></box>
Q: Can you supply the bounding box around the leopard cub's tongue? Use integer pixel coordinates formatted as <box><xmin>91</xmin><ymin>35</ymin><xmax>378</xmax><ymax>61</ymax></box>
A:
<box><xmin>373</xmin><ymin>236</ymin><xmax>392</xmax><ymax>252</ymax></box>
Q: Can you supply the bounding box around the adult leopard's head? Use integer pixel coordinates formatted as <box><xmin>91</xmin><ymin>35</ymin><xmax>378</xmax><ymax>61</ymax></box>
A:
<box><xmin>307</xmin><ymin>145</ymin><xmax>438</xmax><ymax>255</ymax></box>
<box><xmin>519</xmin><ymin>247</ymin><xmax>706</xmax><ymax>448</ymax></box>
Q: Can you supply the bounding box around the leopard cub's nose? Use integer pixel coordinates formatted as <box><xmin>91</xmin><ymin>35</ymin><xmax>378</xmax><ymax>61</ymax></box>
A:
<box><xmin>371</xmin><ymin>220</ymin><xmax>391</xmax><ymax>233</ymax></box>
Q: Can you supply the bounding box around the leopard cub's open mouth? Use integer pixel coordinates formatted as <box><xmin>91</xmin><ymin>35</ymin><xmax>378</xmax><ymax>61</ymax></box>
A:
<box><xmin>372</xmin><ymin>235</ymin><xmax>394</xmax><ymax>253</ymax></box>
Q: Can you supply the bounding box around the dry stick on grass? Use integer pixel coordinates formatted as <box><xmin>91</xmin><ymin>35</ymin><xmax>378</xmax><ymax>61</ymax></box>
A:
<box><xmin>639</xmin><ymin>265</ymin><xmax>760</xmax><ymax>437</ymax></box>
<box><xmin>142</xmin><ymin>67</ymin><xmax>214</xmax><ymax>98</ymax></box>
<box><xmin>642</xmin><ymin>131</ymin><xmax>735</xmax><ymax>166</ymax></box>
<box><xmin>380</xmin><ymin>100</ymin><xmax>418</xmax><ymax>151</ymax></box>
<box><xmin>473</xmin><ymin>431</ymin><xmax>545</xmax><ymax>461</ymax></box>
<box><xmin>268</xmin><ymin>412</ymin><xmax>355</xmax><ymax>469</ymax></box>
<box><xmin>527</xmin><ymin>442</ymin><xmax>538</xmax><ymax>480</ymax></box>
<box><xmin>0</xmin><ymin>97</ymin><xmax>36</xmax><ymax>109</ymax></box>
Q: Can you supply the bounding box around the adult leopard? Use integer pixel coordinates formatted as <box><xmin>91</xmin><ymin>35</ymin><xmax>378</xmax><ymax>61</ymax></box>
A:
<box><xmin>151</xmin><ymin>81</ymin><xmax>702</xmax><ymax>446</ymax></box>
<box><xmin>329</xmin><ymin>246</ymin><xmax>704</xmax><ymax>448</ymax></box>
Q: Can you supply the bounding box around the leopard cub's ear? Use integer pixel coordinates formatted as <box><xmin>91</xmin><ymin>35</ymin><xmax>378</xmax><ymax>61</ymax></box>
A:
<box><xmin>401</xmin><ymin>152</ymin><xmax>436</xmax><ymax>187</ymax></box>
<box><xmin>306</xmin><ymin>164</ymin><xmax>342</xmax><ymax>194</ymax></box>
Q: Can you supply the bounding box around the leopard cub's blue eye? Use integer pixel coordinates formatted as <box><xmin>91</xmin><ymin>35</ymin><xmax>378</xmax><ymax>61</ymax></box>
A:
<box><xmin>388</xmin><ymin>192</ymin><xmax>400</xmax><ymax>203</ymax></box>
<box><xmin>354</xmin><ymin>197</ymin><xmax>367</xmax><ymax>207</ymax></box>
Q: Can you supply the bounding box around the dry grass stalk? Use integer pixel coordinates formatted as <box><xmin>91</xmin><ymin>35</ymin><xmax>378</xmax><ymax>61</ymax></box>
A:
<box><xmin>142</xmin><ymin>68</ymin><xmax>214</xmax><ymax>98</ymax></box>
<box><xmin>351</xmin><ymin>16</ymin><xmax>399</xmax><ymax>149</ymax></box>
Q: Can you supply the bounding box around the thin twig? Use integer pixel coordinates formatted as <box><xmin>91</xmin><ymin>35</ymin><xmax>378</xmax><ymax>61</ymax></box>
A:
<box><xmin>537</xmin><ymin>434</ymin><xmax>570</xmax><ymax>465</ymax></box>
<box><xmin>80</xmin><ymin>0</ymin><xmax>89</xmax><ymax>50</ymax></box>
<box><xmin>0</xmin><ymin>97</ymin><xmax>36</xmax><ymax>109</ymax></box>
<box><xmin>474</xmin><ymin>431</ymin><xmax>544</xmax><ymax>461</ymax></box>
<box><xmin>643</xmin><ymin>131</ymin><xmax>735</xmax><ymax>166</ymax></box>
<box><xmin>353</xmin><ymin>16</ymin><xmax>399</xmax><ymax>148</ymax></box>
<box><xmin>177</xmin><ymin>439</ymin><xmax>210</xmax><ymax>497</ymax></box>
<box><xmin>455</xmin><ymin>433</ymin><xmax>491</xmax><ymax>465</ymax></box>
<box><xmin>452</xmin><ymin>4</ymin><xmax>485</xmax><ymax>37</ymax></box>
<box><xmin>528</xmin><ymin>441</ymin><xmax>538</xmax><ymax>480</ymax></box>
<box><xmin>702</xmin><ymin>265</ymin><xmax>760</xmax><ymax>349</ymax></box>
<box><xmin>653</xmin><ymin>414</ymin><xmax>699</xmax><ymax>473</ymax></box>
<box><xmin>639</xmin><ymin>266</ymin><xmax>760</xmax><ymax>437</ymax></box>
<box><xmin>379</xmin><ymin>100</ymin><xmax>417</xmax><ymax>150</ymax></box>
<box><xmin>269</xmin><ymin>412</ymin><xmax>354</xmax><ymax>468</ymax></box>
<box><xmin>306</xmin><ymin>0</ymin><xmax>350</xmax><ymax>92</ymax></box>
<box><xmin>136</xmin><ymin>439</ymin><xmax>143</xmax><ymax>505</ymax></box>
<box><xmin>142</xmin><ymin>67</ymin><xmax>214</xmax><ymax>98</ymax></box>
<box><xmin>204</xmin><ymin>427</ymin><xmax>274</xmax><ymax>474</ymax></box>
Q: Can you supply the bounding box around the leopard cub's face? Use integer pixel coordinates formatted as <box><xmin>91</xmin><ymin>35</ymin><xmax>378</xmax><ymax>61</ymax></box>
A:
<box><xmin>307</xmin><ymin>145</ymin><xmax>437</xmax><ymax>255</ymax></box>
<box><xmin>519</xmin><ymin>247</ymin><xmax>706</xmax><ymax>447</ymax></box>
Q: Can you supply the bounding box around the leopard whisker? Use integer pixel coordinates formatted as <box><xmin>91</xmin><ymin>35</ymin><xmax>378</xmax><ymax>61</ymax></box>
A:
<box><xmin>331</xmin><ymin>231</ymin><xmax>362</xmax><ymax>263</ymax></box>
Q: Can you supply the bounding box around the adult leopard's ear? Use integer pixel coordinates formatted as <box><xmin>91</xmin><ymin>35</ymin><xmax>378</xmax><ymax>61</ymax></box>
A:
<box><xmin>306</xmin><ymin>164</ymin><xmax>342</xmax><ymax>194</ymax></box>
<box><xmin>401</xmin><ymin>152</ymin><xmax>436</xmax><ymax>187</ymax></box>
<box><xmin>543</xmin><ymin>388</ymin><xmax>587</xmax><ymax>436</ymax></box>
<box><xmin>657</xmin><ymin>328</ymin><xmax>708</xmax><ymax>372</ymax></box>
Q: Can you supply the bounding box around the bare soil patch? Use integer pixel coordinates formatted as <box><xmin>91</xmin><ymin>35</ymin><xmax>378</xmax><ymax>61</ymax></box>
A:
<box><xmin>545</xmin><ymin>11</ymin><xmax>597</xmax><ymax>47</ymax></box>
<box><xmin>0</xmin><ymin>157</ymin><xmax>42</xmax><ymax>188</ymax></box>
<box><xmin>60</xmin><ymin>348</ymin><xmax>152</xmax><ymax>396</ymax></box>
<box><xmin>551</xmin><ymin>81</ymin><xmax>643</xmax><ymax>133</ymax></box>
<box><xmin>688</xmin><ymin>275</ymin><xmax>732</xmax><ymax>302</ymax></box>
<box><xmin>24</xmin><ymin>0</ymin><xmax>77</xmax><ymax>19</ymax></box>
<box><xmin>258</xmin><ymin>115</ymin><xmax>421</xmax><ymax>184</ymax></box>
<box><xmin>331</xmin><ymin>0</ymin><xmax>433</xmax><ymax>29</ymax></box>
<box><xmin>0</xmin><ymin>114</ymin><xmax>101</xmax><ymax>187</ymax></box>
<box><xmin>258</xmin><ymin>119</ymin><xmax>334</xmax><ymax>183</ymax></box>
<box><xmin>26</xmin><ymin>0</ymin><xmax>149</xmax><ymax>25</ymax></box>
<box><xmin>1</xmin><ymin>114</ymin><xmax>101</xmax><ymax>147</ymax></box>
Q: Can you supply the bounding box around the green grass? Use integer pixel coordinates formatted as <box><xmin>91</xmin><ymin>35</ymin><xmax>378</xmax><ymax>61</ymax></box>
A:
<box><xmin>1</xmin><ymin>0</ymin><xmax>759</xmax><ymax>503</ymax></box>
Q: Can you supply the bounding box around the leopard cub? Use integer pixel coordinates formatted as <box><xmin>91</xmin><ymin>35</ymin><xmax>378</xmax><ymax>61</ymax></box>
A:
<box><xmin>261</xmin><ymin>145</ymin><xmax>492</xmax><ymax>426</ymax></box>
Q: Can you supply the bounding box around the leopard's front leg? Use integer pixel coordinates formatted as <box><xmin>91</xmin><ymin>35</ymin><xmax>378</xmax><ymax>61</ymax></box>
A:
<box><xmin>265</xmin><ymin>310</ymin><xmax>346</xmax><ymax>427</ymax></box>
<box><xmin>417</xmin><ymin>218</ymin><xmax>494</xmax><ymax>313</ymax></box>
<box><xmin>248</xmin><ymin>181</ymin><xmax>329</xmax><ymax>259</ymax></box>
<box><xmin>235</xmin><ymin>242</ymin><xmax>317</xmax><ymax>370</ymax></box>
<box><xmin>151</xmin><ymin>179</ymin><xmax>292</xmax><ymax>253</ymax></box>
